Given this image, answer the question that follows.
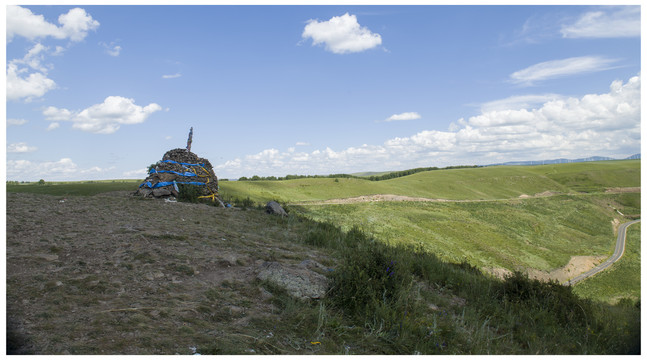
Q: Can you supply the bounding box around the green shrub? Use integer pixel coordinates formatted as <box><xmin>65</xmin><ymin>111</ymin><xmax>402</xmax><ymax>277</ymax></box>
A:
<box><xmin>177</xmin><ymin>183</ymin><xmax>203</xmax><ymax>203</ymax></box>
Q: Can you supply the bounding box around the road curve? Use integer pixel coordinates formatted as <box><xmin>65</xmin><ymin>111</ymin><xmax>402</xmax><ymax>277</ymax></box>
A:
<box><xmin>564</xmin><ymin>219</ymin><xmax>641</xmax><ymax>286</ymax></box>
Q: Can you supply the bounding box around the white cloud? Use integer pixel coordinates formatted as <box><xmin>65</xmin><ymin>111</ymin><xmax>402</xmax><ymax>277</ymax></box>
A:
<box><xmin>6</xmin><ymin>43</ymin><xmax>60</xmax><ymax>102</ymax></box>
<box><xmin>47</xmin><ymin>122</ymin><xmax>61</xmax><ymax>131</ymax></box>
<box><xmin>6</xmin><ymin>157</ymin><xmax>117</xmax><ymax>181</ymax></box>
<box><xmin>123</xmin><ymin>168</ymin><xmax>148</xmax><ymax>178</ymax></box>
<box><xmin>7</xmin><ymin>119</ymin><xmax>28</xmax><ymax>126</ymax></box>
<box><xmin>43</xmin><ymin>96</ymin><xmax>163</xmax><ymax>134</ymax></box>
<box><xmin>214</xmin><ymin>74</ymin><xmax>640</xmax><ymax>178</ymax></box>
<box><xmin>43</xmin><ymin>106</ymin><xmax>74</xmax><ymax>121</ymax></box>
<box><xmin>296</xmin><ymin>142</ymin><xmax>310</xmax><ymax>146</ymax></box>
<box><xmin>7</xmin><ymin>5</ymin><xmax>99</xmax><ymax>42</ymax></box>
<box><xmin>7</xmin><ymin>158</ymin><xmax>76</xmax><ymax>180</ymax></box>
<box><xmin>479</xmin><ymin>94</ymin><xmax>564</xmax><ymax>112</ymax></box>
<box><xmin>561</xmin><ymin>7</ymin><xmax>640</xmax><ymax>39</ymax></box>
<box><xmin>302</xmin><ymin>13</ymin><xmax>382</xmax><ymax>54</ymax></box>
<box><xmin>385</xmin><ymin>112</ymin><xmax>421</xmax><ymax>122</ymax></box>
<box><xmin>58</xmin><ymin>8</ymin><xmax>100</xmax><ymax>42</ymax></box>
<box><xmin>6</xmin><ymin>62</ymin><xmax>57</xmax><ymax>102</ymax></box>
<box><xmin>510</xmin><ymin>56</ymin><xmax>619</xmax><ymax>86</ymax></box>
<box><xmin>100</xmin><ymin>41</ymin><xmax>122</xmax><ymax>56</ymax></box>
<box><xmin>162</xmin><ymin>73</ymin><xmax>182</xmax><ymax>79</ymax></box>
<box><xmin>7</xmin><ymin>142</ymin><xmax>38</xmax><ymax>153</ymax></box>
<box><xmin>18</xmin><ymin>43</ymin><xmax>50</xmax><ymax>73</ymax></box>
<box><xmin>52</xmin><ymin>46</ymin><xmax>66</xmax><ymax>56</ymax></box>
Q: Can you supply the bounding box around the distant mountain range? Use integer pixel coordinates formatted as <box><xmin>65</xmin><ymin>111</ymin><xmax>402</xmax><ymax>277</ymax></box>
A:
<box><xmin>487</xmin><ymin>154</ymin><xmax>640</xmax><ymax>167</ymax></box>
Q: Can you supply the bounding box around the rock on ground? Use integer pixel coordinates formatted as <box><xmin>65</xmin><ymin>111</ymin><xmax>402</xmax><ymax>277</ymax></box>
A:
<box><xmin>256</xmin><ymin>260</ymin><xmax>329</xmax><ymax>300</ymax></box>
<box><xmin>266</xmin><ymin>201</ymin><xmax>287</xmax><ymax>217</ymax></box>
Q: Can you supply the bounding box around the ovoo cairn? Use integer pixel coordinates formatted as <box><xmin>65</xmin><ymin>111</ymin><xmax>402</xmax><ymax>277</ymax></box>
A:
<box><xmin>135</xmin><ymin>127</ymin><xmax>225</xmax><ymax>207</ymax></box>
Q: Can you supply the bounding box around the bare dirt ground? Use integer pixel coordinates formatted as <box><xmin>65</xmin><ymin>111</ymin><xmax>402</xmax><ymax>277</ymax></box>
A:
<box><xmin>293</xmin><ymin>187</ymin><xmax>640</xmax><ymax>206</ymax></box>
<box><xmin>605</xmin><ymin>187</ymin><xmax>641</xmax><ymax>193</ymax></box>
<box><xmin>6</xmin><ymin>191</ymin><xmax>331</xmax><ymax>355</ymax></box>
<box><xmin>525</xmin><ymin>256</ymin><xmax>607</xmax><ymax>283</ymax></box>
<box><xmin>484</xmin><ymin>255</ymin><xmax>607</xmax><ymax>284</ymax></box>
<box><xmin>295</xmin><ymin>194</ymin><xmax>450</xmax><ymax>205</ymax></box>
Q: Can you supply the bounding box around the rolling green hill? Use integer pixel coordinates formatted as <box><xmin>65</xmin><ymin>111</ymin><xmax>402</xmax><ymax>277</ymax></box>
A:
<box><xmin>219</xmin><ymin>160</ymin><xmax>640</xmax><ymax>304</ymax></box>
<box><xmin>5</xmin><ymin>160</ymin><xmax>641</xmax><ymax>353</ymax></box>
<box><xmin>219</xmin><ymin>160</ymin><xmax>640</xmax><ymax>203</ymax></box>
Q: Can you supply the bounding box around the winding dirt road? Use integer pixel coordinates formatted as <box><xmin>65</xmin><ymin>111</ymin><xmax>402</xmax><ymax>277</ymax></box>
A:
<box><xmin>290</xmin><ymin>187</ymin><xmax>639</xmax><ymax>206</ymax></box>
<box><xmin>564</xmin><ymin>219</ymin><xmax>641</xmax><ymax>286</ymax></box>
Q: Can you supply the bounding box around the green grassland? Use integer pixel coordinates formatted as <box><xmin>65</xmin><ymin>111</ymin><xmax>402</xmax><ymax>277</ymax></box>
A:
<box><xmin>291</xmin><ymin>195</ymin><xmax>624</xmax><ymax>272</ymax></box>
<box><xmin>5</xmin><ymin>160</ymin><xmax>641</xmax><ymax>354</ymax></box>
<box><xmin>219</xmin><ymin>160</ymin><xmax>640</xmax><ymax>303</ymax></box>
<box><xmin>6</xmin><ymin>160</ymin><xmax>640</xmax><ymax>303</ymax></box>
<box><xmin>219</xmin><ymin>160</ymin><xmax>640</xmax><ymax>203</ymax></box>
<box><xmin>6</xmin><ymin>180</ymin><xmax>141</xmax><ymax>196</ymax></box>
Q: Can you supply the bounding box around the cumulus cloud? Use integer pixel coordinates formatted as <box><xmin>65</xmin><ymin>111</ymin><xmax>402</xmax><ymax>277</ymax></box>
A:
<box><xmin>6</xmin><ymin>157</ymin><xmax>114</xmax><ymax>181</ymax></box>
<box><xmin>7</xmin><ymin>118</ymin><xmax>28</xmax><ymax>126</ymax></box>
<box><xmin>385</xmin><ymin>112</ymin><xmax>422</xmax><ymax>122</ymax></box>
<box><xmin>7</xmin><ymin>7</ymin><xmax>99</xmax><ymax>101</ymax></box>
<box><xmin>6</xmin><ymin>42</ymin><xmax>61</xmax><ymax>102</ymax></box>
<box><xmin>7</xmin><ymin>158</ymin><xmax>76</xmax><ymax>180</ymax></box>
<box><xmin>7</xmin><ymin>5</ymin><xmax>99</xmax><ymax>42</ymax></box>
<box><xmin>561</xmin><ymin>6</ymin><xmax>640</xmax><ymax>39</ymax></box>
<box><xmin>43</xmin><ymin>96</ymin><xmax>163</xmax><ymax>134</ymax></box>
<box><xmin>510</xmin><ymin>56</ymin><xmax>619</xmax><ymax>86</ymax></box>
<box><xmin>302</xmin><ymin>13</ymin><xmax>382</xmax><ymax>54</ymax></box>
<box><xmin>6</xmin><ymin>62</ymin><xmax>57</xmax><ymax>102</ymax></box>
<box><xmin>7</xmin><ymin>142</ymin><xmax>38</xmax><ymax>153</ymax></box>
<box><xmin>214</xmin><ymin>74</ymin><xmax>640</xmax><ymax>178</ymax></box>
<box><xmin>47</xmin><ymin>122</ymin><xmax>61</xmax><ymax>131</ymax></box>
<box><xmin>295</xmin><ymin>142</ymin><xmax>310</xmax><ymax>146</ymax></box>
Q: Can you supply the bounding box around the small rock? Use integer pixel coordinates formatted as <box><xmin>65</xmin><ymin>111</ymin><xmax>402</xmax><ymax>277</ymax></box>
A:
<box><xmin>257</xmin><ymin>261</ymin><xmax>328</xmax><ymax>300</ymax></box>
<box><xmin>266</xmin><ymin>201</ymin><xmax>287</xmax><ymax>216</ymax></box>
<box><xmin>152</xmin><ymin>188</ymin><xmax>172</xmax><ymax>197</ymax></box>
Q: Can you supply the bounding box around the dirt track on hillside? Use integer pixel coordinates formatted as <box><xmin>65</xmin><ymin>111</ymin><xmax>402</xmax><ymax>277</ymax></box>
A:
<box><xmin>290</xmin><ymin>187</ymin><xmax>640</xmax><ymax>206</ymax></box>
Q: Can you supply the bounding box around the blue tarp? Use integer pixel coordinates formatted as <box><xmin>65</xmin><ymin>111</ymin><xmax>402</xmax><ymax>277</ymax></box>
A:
<box><xmin>149</xmin><ymin>168</ymin><xmax>197</xmax><ymax>177</ymax></box>
<box><xmin>161</xmin><ymin>159</ymin><xmax>205</xmax><ymax>167</ymax></box>
<box><xmin>139</xmin><ymin>180</ymin><xmax>208</xmax><ymax>189</ymax></box>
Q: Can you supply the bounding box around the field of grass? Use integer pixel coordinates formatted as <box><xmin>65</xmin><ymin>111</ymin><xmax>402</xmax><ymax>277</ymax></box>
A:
<box><xmin>6</xmin><ymin>160</ymin><xmax>640</xmax><ymax>303</ymax></box>
<box><xmin>219</xmin><ymin>160</ymin><xmax>640</xmax><ymax>304</ymax></box>
<box><xmin>291</xmin><ymin>194</ymin><xmax>638</xmax><ymax>273</ymax></box>
<box><xmin>219</xmin><ymin>160</ymin><xmax>640</xmax><ymax>203</ymax></box>
<box><xmin>6</xmin><ymin>180</ymin><xmax>142</xmax><ymax>196</ymax></box>
<box><xmin>6</xmin><ymin>161</ymin><xmax>641</xmax><ymax>354</ymax></box>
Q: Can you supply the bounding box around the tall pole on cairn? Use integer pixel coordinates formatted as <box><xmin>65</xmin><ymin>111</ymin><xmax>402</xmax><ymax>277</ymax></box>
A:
<box><xmin>186</xmin><ymin>127</ymin><xmax>193</xmax><ymax>153</ymax></box>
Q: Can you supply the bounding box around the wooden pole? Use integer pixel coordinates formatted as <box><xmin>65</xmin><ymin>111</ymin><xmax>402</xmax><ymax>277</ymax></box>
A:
<box><xmin>186</xmin><ymin>127</ymin><xmax>193</xmax><ymax>152</ymax></box>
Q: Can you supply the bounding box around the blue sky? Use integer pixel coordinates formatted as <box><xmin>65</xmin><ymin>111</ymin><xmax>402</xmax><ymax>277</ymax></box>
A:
<box><xmin>4</xmin><ymin>4</ymin><xmax>642</xmax><ymax>181</ymax></box>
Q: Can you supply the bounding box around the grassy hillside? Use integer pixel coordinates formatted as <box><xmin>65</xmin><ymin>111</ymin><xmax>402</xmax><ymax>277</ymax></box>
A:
<box><xmin>6</xmin><ymin>191</ymin><xmax>641</xmax><ymax>354</ymax></box>
<box><xmin>219</xmin><ymin>160</ymin><xmax>640</xmax><ymax>203</ymax></box>
<box><xmin>8</xmin><ymin>160</ymin><xmax>638</xmax><ymax>202</ymax></box>
<box><xmin>218</xmin><ymin>160</ymin><xmax>640</xmax><ymax>304</ymax></box>
<box><xmin>291</xmin><ymin>194</ymin><xmax>639</xmax><ymax>272</ymax></box>
<box><xmin>6</xmin><ymin>166</ymin><xmax>640</xmax><ymax>354</ymax></box>
<box><xmin>523</xmin><ymin>160</ymin><xmax>641</xmax><ymax>193</ymax></box>
<box><xmin>6</xmin><ymin>180</ymin><xmax>141</xmax><ymax>196</ymax></box>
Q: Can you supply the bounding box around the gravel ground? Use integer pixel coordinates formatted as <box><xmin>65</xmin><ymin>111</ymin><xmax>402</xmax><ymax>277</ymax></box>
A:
<box><xmin>6</xmin><ymin>191</ymin><xmax>330</xmax><ymax>355</ymax></box>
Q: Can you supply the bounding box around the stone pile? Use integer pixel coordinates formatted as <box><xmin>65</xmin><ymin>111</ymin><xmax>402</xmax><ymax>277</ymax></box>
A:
<box><xmin>135</xmin><ymin>148</ymin><xmax>224</xmax><ymax>207</ymax></box>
